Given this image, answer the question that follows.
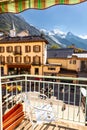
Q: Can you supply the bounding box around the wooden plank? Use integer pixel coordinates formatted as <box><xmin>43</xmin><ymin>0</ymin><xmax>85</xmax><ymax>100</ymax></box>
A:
<box><xmin>3</xmin><ymin>103</ymin><xmax>23</xmax><ymax>122</ymax></box>
<box><xmin>3</xmin><ymin>112</ymin><xmax>24</xmax><ymax>129</ymax></box>
<box><xmin>15</xmin><ymin>120</ymin><xmax>29</xmax><ymax>130</ymax></box>
<box><xmin>5</xmin><ymin>115</ymin><xmax>24</xmax><ymax>130</ymax></box>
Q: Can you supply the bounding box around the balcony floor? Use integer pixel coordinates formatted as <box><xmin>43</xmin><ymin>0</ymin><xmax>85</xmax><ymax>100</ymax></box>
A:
<box><xmin>2</xmin><ymin>92</ymin><xmax>87</xmax><ymax>130</ymax></box>
<box><xmin>14</xmin><ymin>94</ymin><xmax>87</xmax><ymax>130</ymax></box>
<box><xmin>14</xmin><ymin>118</ymin><xmax>87</xmax><ymax>130</ymax></box>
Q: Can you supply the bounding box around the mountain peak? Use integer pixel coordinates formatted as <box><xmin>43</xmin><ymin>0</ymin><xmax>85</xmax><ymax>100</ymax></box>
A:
<box><xmin>67</xmin><ymin>32</ymin><xmax>73</xmax><ymax>36</ymax></box>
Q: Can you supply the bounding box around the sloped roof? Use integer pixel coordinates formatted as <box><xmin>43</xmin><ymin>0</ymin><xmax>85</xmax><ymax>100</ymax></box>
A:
<box><xmin>0</xmin><ymin>35</ymin><xmax>49</xmax><ymax>44</ymax></box>
<box><xmin>47</xmin><ymin>48</ymin><xmax>74</xmax><ymax>58</ymax></box>
<box><xmin>72</xmin><ymin>53</ymin><xmax>87</xmax><ymax>58</ymax></box>
<box><xmin>59</xmin><ymin>68</ymin><xmax>78</xmax><ymax>75</ymax></box>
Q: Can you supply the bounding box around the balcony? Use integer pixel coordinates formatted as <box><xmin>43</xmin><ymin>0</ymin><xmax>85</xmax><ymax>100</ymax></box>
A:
<box><xmin>32</xmin><ymin>62</ymin><xmax>41</xmax><ymax>66</ymax></box>
<box><xmin>13</xmin><ymin>51</ymin><xmax>22</xmax><ymax>55</ymax></box>
<box><xmin>0</xmin><ymin>61</ymin><xmax>5</xmax><ymax>65</ymax></box>
<box><xmin>1</xmin><ymin>75</ymin><xmax>87</xmax><ymax>130</ymax></box>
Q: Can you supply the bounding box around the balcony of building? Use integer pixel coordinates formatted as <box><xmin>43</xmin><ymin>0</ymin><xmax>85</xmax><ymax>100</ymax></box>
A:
<box><xmin>1</xmin><ymin>75</ymin><xmax>87</xmax><ymax>130</ymax></box>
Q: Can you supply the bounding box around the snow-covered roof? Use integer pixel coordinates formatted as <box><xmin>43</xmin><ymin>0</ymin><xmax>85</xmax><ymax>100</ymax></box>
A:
<box><xmin>46</xmin><ymin>63</ymin><xmax>61</xmax><ymax>66</ymax></box>
<box><xmin>72</xmin><ymin>53</ymin><xmax>87</xmax><ymax>58</ymax></box>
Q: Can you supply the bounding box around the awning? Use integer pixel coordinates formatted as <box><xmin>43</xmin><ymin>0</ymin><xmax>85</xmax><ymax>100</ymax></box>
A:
<box><xmin>8</xmin><ymin>64</ymin><xmax>31</xmax><ymax>68</ymax></box>
<box><xmin>0</xmin><ymin>0</ymin><xmax>87</xmax><ymax>13</ymax></box>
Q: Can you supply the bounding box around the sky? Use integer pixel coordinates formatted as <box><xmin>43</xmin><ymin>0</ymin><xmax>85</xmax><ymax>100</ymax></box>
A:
<box><xmin>18</xmin><ymin>1</ymin><xmax>87</xmax><ymax>38</ymax></box>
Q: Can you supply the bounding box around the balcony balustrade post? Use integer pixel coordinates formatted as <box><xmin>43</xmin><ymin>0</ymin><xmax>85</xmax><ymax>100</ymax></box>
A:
<box><xmin>25</xmin><ymin>75</ymin><xmax>27</xmax><ymax>92</ymax></box>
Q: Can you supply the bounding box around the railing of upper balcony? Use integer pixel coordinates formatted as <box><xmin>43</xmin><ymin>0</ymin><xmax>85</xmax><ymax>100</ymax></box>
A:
<box><xmin>1</xmin><ymin>74</ymin><xmax>87</xmax><ymax>129</ymax></box>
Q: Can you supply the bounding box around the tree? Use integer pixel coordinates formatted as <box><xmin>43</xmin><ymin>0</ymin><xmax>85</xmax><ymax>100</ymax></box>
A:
<box><xmin>50</xmin><ymin>44</ymin><xmax>59</xmax><ymax>49</ymax></box>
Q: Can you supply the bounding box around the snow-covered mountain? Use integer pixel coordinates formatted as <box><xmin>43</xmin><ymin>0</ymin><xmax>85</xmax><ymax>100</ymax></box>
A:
<box><xmin>0</xmin><ymin>13</ymin><xmax>87</xmax><ymax>50</ymax></box>
<box><xmin>41</xmin><ymin>29</ymin><xmax>87</xmax><ymax>49</ymax></box>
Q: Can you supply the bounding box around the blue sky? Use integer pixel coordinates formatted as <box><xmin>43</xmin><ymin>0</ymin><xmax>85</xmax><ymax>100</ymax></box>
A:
<box><xmin>19</xmin><ymin>1</ymin><xmax>87</xmax><ymax>38</ymax></box>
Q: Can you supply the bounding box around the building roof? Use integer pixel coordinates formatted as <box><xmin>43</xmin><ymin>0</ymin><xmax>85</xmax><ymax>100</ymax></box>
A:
<box><xmin>0</xmin><ymin>35</ymin><xmax>49</xmax><ymax>44</ymax></box>
<box><xmin>72</xmin><ymin>53</ymin><xmax>87</xmax><ymax>58</ymax></box>
<box><xmin>47</xmin><ymin>48</ymin><xmax>74</xmax><ymax>58</ymax></box>
<box><xmin>59</xmin><ymin>68</ymin><xmax>78</xmax><ymax>75</ymax></box>
<box><xmin>44</xmin><ymin>63</ymin><xmax>62</xmax><ymax>66</ymax></box>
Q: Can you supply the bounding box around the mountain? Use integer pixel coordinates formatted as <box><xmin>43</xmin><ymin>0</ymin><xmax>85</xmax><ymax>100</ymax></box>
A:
<box><xmin>0</xmin><ymin>13</ymin><xmax>61</xmax><ymax>48</ymax></box>
<box><xmin>0</xmin><ymin>13</ymin><xmax>41</xmax><ymax>35</ymax></box>
<box><xmin>44</xmin><ymin>30</ymin><xmax>87</xmax><ymax>50</ymax></box>
<box><xmin>0</xmin><ymin>13</ymin><xmax>87</xmax><ymax>50</ymax></box>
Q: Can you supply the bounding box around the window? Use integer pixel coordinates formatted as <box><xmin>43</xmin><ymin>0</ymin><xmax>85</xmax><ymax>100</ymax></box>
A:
<box><xmin>33</xmin><ymin>55</ymin><xmax>40</xmax><ymax>65</ymax></box>
<box><xmin>1</xmin><ymin>67</ymin><xmax>4</xmax><ymax>75</ymax></box>
<box><xmin>14</xmin><ymin>46</ymin><xmax>22</xmax><ymax>55</ymax></box>
<box><xmin>24</xmin><ymin>55</ymin><xmax>31</xmax><ymax>63</ymax></box>
<box><xmin>0</xmin><ymin>47</ymin><xmax>4</xmax><ymax>53</ymax></box>
<box><xmin>69</xmin><ymin>60</ymin><xmax>72</xmax><ymax>64</ymax></box>
<box><xmin>7</xmin><ymin>46</ymin><xmax>13</xmax><ymax>53</ymax></box>
<box><xmin>0</xmin><ymin>55</ymin><xmax>5</xmax><ymax>64</ymax></box>
<box><xmin>7</xmin><ymin>55</ymin><xmax>13</xmax><ymax>63</ymax></box>
<box><xmin>33</xmin><ymin>45</ymin><xmax>41</xmax><ymax>52</ymax></box>
<box><xmin>15</xmin><ymin>46</ymin><xmax>21</xmax><ymax>51</ymax></box>
<box><xmin>48</xmin><ymin>67</ymin><xmax>55</xmax><ymax>70</ymax></box>
<box><xmin>15</xmin><ymin>56</ymin><xmax>22</xmax><ymax>63</ymax></box>
<box><xmin>25</xmin><ymin>46</ymin><xmax>31</xmax><ymax>52</ymax></box>
<box><xmin>35</xmin><ymin>68</ymin><xmax>39</xmax><ymax>75</ymax></box>
<box><xmin>73</xmin><ymin>60</ymin><xmax>76</xmax><ymax>64</ymax></box>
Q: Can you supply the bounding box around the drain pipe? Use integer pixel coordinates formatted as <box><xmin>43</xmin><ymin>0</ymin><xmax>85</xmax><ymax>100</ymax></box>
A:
<box><xmin>0</xmin><ymin>67</ymin><xmax>2</xmax><ymax>130</ymax></box>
